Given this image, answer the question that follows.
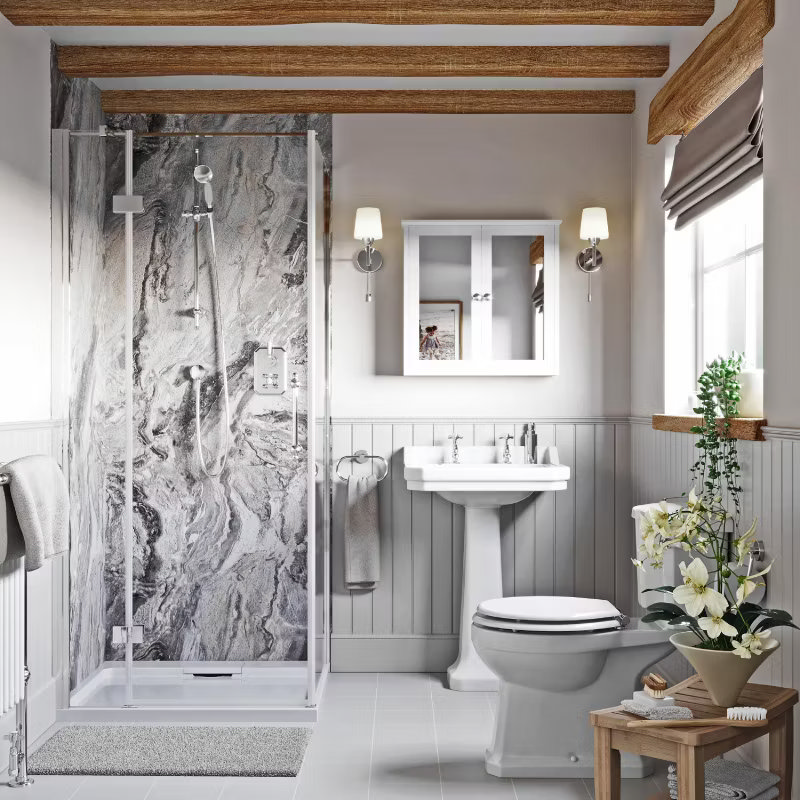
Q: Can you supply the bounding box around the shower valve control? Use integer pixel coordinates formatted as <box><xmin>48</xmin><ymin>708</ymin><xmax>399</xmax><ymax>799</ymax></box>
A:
<box><xmin>254</xmin><ymin>346</ymin><xmax>287</xmax><ymax>395</ymax></box>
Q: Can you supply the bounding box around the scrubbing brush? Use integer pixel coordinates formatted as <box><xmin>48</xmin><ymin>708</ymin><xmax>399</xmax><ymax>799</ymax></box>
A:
<box><xmin>627</xmin><ymin>706</ymin><xmax>768</xmax><ymax>729</ymax></box>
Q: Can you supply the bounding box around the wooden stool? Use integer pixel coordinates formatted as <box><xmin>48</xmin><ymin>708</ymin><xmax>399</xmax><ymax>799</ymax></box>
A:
<box><xmin>590</xmin><ymin>675</ymin><xmax>797</xmax><ymax>800</ymax></box>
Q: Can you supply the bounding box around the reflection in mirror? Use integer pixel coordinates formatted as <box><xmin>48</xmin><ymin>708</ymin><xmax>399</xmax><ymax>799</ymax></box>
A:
<box><xmin>418</xmin><ymin>235</ymin><xmax>472</xmax><ymax>361</ymax></box>
<box><xmin>491</xmin><ymin>236</ymin><xmax>545</xmax><ymax>361</ymax></box>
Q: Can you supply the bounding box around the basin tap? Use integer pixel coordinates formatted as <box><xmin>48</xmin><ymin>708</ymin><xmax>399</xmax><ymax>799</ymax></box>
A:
<box><xmin>500</xmin><ymin>434</ymin><xmax>514</xmax><ymax>464</ymax></box>
<box><xmin>448</xmin><ymin>434</ymin><xmax>463</xmax><ymax>464</ymax></box>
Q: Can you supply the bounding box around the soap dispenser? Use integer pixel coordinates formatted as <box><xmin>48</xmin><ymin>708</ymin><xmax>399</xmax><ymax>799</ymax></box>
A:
<box><xmin>524</xmin><ymin>423</ymin><xmax>538</xmax><ymax>464</ymax></box>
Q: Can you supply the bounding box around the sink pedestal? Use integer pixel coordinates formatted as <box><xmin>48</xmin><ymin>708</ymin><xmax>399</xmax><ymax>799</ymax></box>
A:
<box><xmin>448</xmin><ymin>506</ymin><xmax>503</xmax><ymax>692</ymax></box>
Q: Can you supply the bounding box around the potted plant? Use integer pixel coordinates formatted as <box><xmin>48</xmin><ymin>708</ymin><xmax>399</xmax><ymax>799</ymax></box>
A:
<box><xmin>633</xmin><ymin>353</ymin><xmax>797</xmax><ymax>706</ymax></box>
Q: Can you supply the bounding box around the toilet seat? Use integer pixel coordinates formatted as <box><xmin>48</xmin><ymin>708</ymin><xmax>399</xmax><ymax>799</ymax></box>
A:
<box><xmin>474</xmin><ymin>596</ymin><xmax>628</xmax><ymax>633</ymax></box>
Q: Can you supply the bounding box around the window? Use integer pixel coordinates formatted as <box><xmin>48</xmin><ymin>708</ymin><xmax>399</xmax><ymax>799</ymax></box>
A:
<box><xmin>696</xmin><ymin>178</ymin><xmax>763</xmax><ymax>370</ymax></box>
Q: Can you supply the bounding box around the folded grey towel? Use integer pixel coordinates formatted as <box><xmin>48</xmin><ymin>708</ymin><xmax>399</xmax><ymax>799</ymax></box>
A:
<box><xmin>344</xmin><ymin>475</ymin><xmax>380</xmax><ymax>590</ymax></box>
<box><xmin>2</xmin><ymin>456</ymin><xmax>69</xmax><ymax>572</ymax></box>
<box><xmin>668</xmin><ymin>785</ymin><xmax>778</xmax><ymax>800</ymax></box>
<box><xmin>668</xmin><ymin>758</ymin><xmax>780</xmax><ymax>800</ymax></box>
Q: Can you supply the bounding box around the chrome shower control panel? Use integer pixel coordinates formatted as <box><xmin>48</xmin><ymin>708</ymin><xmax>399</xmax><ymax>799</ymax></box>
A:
<box><xmin>254</xmin><ymin>346</ymin><xmax>287</xmax><ymax>394</ymax></box>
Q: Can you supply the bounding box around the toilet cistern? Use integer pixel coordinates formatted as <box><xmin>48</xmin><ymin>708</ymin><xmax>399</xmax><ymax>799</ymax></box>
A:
<box><xmin>404</xmin><ymin>443</ymin><xmax>569</xmax><ymax>691</ymax></box>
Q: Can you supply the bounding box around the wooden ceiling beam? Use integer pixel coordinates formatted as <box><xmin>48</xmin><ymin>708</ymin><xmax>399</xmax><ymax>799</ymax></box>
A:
<box><xmin>1</xmin><ymin>1</ymin><xmax>714</xmax><ymax>27</ymax></box>
<box><xmin>100</xmin><ymin>89</ymin><xmax>636</xmax><ymax>115</ymax></box>
<box><xmin>648</xmin><ymin>0</ymin><xmax>774</xmax><ymax>144</ymax></box>
<box><xmin>58</xmin><ymin>45</ymin><xmax>669</xmax><ymax>79</ymax></box>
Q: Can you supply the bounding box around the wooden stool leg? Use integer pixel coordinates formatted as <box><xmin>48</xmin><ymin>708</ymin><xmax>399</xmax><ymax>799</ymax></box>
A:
<box><xmin>594</xmin><ymin>727</ymin><xmax>620</xmax><ymax>800</ymax></box>
<box><xmin>677</xmin><ymin>744</ymin><xmax>705</xmax><ymax>800</ymax></box>
<box><xmin>769</xmin><ymin>708</ymin><xmax>794</xmax><ymax>799</ymax></box>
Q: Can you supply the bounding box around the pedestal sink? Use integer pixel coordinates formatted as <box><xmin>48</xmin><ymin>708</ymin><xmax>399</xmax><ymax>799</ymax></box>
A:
<box><xmin>404</xmin><ymin>445</ymin><xmax>570</xmax><ymax>691</ymax></box>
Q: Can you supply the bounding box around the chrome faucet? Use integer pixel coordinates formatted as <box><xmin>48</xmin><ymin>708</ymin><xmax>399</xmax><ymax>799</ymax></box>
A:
<box><xmin>448</xmin><ymin>434</ymin><xmax>463</xmax><ymax>464</ymax></box>
<box><xmin>500</xmin><ymin>434</ymin><xmax>514</xmax><ymax>464</ymax></box>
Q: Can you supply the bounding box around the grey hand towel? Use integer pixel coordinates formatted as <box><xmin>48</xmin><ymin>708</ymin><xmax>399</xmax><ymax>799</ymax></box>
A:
<box><xmin>668</xmin><ymin>758</ymin><xmax>780</xmax><ymax>800</ymax></box>
<box><xmin>0</xmin><ymin>483</ymin><xmax>25</xmax><ymax>565</ymax></box>
<box><xmin>344</xmin><ymin>474</ymin><xmax>380</xmax><ymax>590</ymax></box>
<box><xmin>3</xmin><ymin>455</ymin><xmax>69</xmax><ymax>572</ymax></box>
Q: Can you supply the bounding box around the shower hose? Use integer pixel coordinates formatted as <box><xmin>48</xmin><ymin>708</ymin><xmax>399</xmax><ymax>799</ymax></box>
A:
<box><xmin>194</xmin><ymin>212</ymin><xmax>231</xmax><ymax>478</ymax></box>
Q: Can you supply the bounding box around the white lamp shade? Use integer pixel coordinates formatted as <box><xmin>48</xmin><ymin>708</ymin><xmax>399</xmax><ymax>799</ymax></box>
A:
<box><xmin>579</xmin><ymin>207</ymin><xmax>609</xmax><ymax>240</ymax></box>
<box><xmin>354</xmin><ymin>207</ymin><xmax>383</xmax><ymax>241</ymax></box>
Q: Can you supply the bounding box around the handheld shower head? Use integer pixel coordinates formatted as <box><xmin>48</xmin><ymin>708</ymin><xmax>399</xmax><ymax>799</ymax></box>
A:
<box><xmin>193</xmin><ymin>164</ymin><xmax>213</xmax><ymax>210</ymax></box>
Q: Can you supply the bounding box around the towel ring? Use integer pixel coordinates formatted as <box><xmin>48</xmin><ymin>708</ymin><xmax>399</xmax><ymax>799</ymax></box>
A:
<box><xmin>335</xmin><ymin>450</ymin><xmax>388</xmax><ymax>482</ymax></box>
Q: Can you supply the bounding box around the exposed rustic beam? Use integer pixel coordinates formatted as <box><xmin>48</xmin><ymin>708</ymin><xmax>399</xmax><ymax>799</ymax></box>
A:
<box><xmin>648</xmin><ymin>0</ymin><xmax>774</xmax><ymax>144</ymax></box>
<box><xmin>58</xmin><ymin>45</ymin><xmax>669</xmax><ymax>79</ymax></box>
<box><xmin>1</xmin><ymin>0</ymin><xmax>714</xmax><ymax>26</ymax></box>
<box><xmin>100</xmin><ymin>89</ymin><xmax>636</xmax><ymax>115</ymax></box>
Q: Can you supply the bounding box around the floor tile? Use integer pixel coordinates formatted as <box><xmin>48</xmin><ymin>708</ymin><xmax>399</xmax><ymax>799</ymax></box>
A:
<box><xmin>376</xmin><ymin>673</ymin><xmax>436</xmax><ymax>696</ymax></box>
<box><xmin>218</xmin><ymin>777</ymin><xmax>298</xmax><ymax>800</ymax></box>
<box><xmin>145</xmin><ymin>776</ymin><xmax>227</xmax><ymax>800</ymax></box>
<box><xmin>514</xmin><ymin>778</ymin><xmax>592</xmax><ymax>799</ymax></box>
<box><xmin>583</xmin><ymin>777</ymin><xmax>666</xmax><ymax>800</ymax></box>
<box><xmin>0</xmin><ymin>774</ymin><xmax>86</xmax><ymax>800</ymax></box>
<box><xmin>70</xmin><ymin>776</ymin><xmax>155</xmax><ymax>800</ymax></box>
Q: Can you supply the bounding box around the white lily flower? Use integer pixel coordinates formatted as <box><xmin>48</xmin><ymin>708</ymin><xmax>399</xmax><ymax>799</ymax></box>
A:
<box><xmin>687</xmin><ymin>487</ymin><xmax>698</xmax><ymax>510</ymax></box>
<box><xmin>733</xmin><ymin>518</ymin><xmax>758</xmax><ymax>566</ymax></box>
<box><xmin>698</xmin><ymin>615</ymin><xmax>738</xmax><ymax>639</ymax></box>
<box><xmin>631</xmin><ymin>558</ymin><xmax>644</xmax><ymax>570</ymax></box>
<box><xmin>673</xmin><ymin>559</ymin><xmax>728</xmax><ymax>618</ymax></box>
<box><xmin>735</xmin><ymin>562</ymin><xmax>773</xmax><ymax>604</ymax></box>
<box><xmin>732</xmin><ymin>630</ymin><xmax>777</xmax><ymax>659</ymax></box>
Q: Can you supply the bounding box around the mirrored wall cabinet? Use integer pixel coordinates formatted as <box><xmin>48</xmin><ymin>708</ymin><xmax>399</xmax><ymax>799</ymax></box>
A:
<box><xmin>403</xmin><ymin>220</ymin><xmax>561</xmax><ymax>376</ymax></box>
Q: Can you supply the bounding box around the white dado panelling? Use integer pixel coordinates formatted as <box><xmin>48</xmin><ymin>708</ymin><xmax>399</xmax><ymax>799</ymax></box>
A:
<box><xmin>331</xmin><ymin>418</ymin><xmax>633</xmax><ymax>671</ymax></box>
<box><xmin>0</xmin><ymin>420</ymin><xmax>68</xmax><ymax>745</ymax></box>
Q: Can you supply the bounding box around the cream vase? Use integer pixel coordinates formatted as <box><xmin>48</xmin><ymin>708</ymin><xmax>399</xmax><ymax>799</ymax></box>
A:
<box><xmin>670</xmin><ymin>631</ymin><xmax>780</xmax><ymax>707</ymax></box>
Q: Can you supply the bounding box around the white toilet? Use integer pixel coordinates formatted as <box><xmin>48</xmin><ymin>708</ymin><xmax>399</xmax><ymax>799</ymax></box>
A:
<box><xmin>471</xmin><ymin>503</ymin><xmax>681</xmax><ymax>779</ymax></box>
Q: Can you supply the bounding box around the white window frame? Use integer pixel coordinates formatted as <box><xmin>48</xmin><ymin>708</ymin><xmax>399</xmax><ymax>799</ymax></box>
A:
<box><xmin>692</xmin><ymin>179</ymin><xmax>764</xmax><ymax>374</ymax></box>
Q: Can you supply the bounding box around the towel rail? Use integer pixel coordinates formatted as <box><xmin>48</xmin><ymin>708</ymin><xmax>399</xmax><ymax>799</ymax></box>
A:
<box><xmin>335</xmin><ymin>450</ymin><xmax>388</xmax><ymax>482</ymax></box>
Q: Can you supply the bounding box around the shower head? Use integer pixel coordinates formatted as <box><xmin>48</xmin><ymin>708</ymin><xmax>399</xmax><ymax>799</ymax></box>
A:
<box><xmin>193</xmin><ymin>164</ymin><xmax>213</xmax><ymax>210</ymax></box>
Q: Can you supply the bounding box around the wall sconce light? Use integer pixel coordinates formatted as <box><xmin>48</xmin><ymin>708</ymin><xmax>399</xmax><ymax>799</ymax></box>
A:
<box><xmin>354</xmin><ymin>207</ymin><xmax>384</xmax><ymax>302</ymax></box>
<box><xmin>576</xmin><ymin>207</ymin><xmax>609</xmax><ymax>303</ymax></box>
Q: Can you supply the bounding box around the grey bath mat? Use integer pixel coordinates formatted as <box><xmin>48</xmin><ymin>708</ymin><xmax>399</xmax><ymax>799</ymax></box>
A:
<box><xmin>29</xmin><ymin>725</ymin><xmax>311</xmax><ymax>777</ymax></box>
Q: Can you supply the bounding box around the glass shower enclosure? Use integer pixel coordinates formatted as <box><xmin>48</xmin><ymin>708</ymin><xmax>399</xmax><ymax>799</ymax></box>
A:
<box><xmin>55</xmin><ymin>124</ymin><xmax>331</xmax><ymax>720</ymax></box>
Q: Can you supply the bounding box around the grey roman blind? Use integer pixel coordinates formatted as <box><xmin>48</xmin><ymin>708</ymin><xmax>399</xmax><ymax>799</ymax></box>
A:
<box><xmin>662</xmin><ymin>67</ymin><xmax>763</xmax><ymax>231</ymax></box>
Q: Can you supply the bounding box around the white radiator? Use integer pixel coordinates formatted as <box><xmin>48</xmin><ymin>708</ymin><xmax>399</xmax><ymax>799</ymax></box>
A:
<box><xmin>0</xmin><ymin>556</ymin><xmax>24</xmax><ymax>718</ymax></box>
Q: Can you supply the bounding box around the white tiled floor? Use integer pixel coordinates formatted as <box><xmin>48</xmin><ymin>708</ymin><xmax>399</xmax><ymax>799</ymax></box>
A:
<box><xmin>2</xmin><ymin>673</ymin><xmax>670</xmax><ymax>800</ymax></box>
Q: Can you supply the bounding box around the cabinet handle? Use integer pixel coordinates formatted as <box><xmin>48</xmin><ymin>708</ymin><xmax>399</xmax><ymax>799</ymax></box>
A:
<box><xmin>482</xmin><ymin>293</ymin><xmax>492</xmax><ymax>301</ymax></box>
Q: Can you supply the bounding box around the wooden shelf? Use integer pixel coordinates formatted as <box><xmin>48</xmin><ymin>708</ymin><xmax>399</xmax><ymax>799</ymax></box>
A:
<box><xmin>652</xmin><ymin>414</ymin><xmax>767</xmax><ymax>441</ymax></box>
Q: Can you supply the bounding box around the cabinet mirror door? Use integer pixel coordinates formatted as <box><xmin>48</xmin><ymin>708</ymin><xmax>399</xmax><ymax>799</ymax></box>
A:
<box><xmin>482</xmin><ymin>226</ymin><xmax>556</xmax><ymax>365</ymax></box>
<box><xmin>403</xmin><ymin>221</ymin><xmax>559</xmax><ymax>376</ymax></box>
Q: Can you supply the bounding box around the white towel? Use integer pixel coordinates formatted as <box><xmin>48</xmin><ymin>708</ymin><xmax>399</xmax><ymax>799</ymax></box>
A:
<box><xmin>668</xmin><ymin>759</ymin><xmax>780</xmax><ymax>800</ymax></box>
<box><xmin>3</xmin><ymin>455</ymin><xmax>69</xmax><ymax>572</ymax></box>
<box><xmin>344</xmin><ymin>475</ymin><xmax>380</xmax><ymax>590</ymax></box>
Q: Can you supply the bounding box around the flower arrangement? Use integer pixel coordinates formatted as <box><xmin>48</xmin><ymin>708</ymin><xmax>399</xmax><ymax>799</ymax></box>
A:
<box><xmin>634</xmin><ymin>354</ymin><xmax>797</xmax><ymax>659</ymax></box>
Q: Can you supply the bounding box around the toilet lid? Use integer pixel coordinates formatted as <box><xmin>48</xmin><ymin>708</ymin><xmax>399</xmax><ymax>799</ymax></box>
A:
<box><xmin>476</xmin><ymin>596</ymin><xmax>624</xmax><ymax>625</ymax></box>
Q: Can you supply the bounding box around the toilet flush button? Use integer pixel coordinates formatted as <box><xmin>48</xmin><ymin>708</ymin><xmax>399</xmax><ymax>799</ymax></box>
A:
<box><xmin>569</xmin><ymin>754</ymin><xmax>579</xmax><ymax>763</ymax></box>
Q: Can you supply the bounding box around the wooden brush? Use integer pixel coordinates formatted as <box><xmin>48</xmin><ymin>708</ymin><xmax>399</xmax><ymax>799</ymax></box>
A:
<box><xmin>627</xmin><ymin>706</ymin><xmax>768</xmax><ymax>729</ymax></box>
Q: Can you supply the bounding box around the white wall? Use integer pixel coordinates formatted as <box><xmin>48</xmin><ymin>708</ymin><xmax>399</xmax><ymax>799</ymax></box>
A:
<box><xmin>630</xmin><ymin>0</ymin><xmax>736</xmax><ymax>417</ymax></box>
<box><xmin>0</xmin><ymin>15</ymin><xmax>52</xmax><ymax>424</ymax></box>
<box><xmin>763</xmin><ymin>0</ymin><xmax>800</xmax><ymax>428</ymax></box>
<box><xmin>331</xmin><ymin>113</ymin><xmax>632</xmax><ymax>419</ymax></box>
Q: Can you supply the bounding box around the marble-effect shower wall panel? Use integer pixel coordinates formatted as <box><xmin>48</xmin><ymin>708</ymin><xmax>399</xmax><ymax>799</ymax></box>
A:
<box><xmin>63</xmin><ymin>104</ymin><xmax>331</xmax><ymax>684</ymax></box>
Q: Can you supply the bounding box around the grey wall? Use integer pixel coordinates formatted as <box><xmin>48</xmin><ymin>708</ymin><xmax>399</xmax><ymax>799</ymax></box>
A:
<box><xmin>330</xmin><ymin>417</ymin><xmax>633</xmax><ymax>671</ymax></box>
<box><xmin>330</xmin><ymin>113</ymin><xmax>633</xmax><ymax>419</ymax></box>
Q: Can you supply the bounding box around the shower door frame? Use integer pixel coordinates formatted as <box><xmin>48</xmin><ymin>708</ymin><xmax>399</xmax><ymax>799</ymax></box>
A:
<box><xmin>56</xmin><ymin>126</ymin><xmax>331</xmax><ymax>720</ymax></box>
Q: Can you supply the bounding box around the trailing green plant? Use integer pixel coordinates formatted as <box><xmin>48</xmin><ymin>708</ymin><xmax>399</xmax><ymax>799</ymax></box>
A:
<box><xmin>632</xmin><ymin>353</ymin><xmax>797</xmax><ymax>657</ymax></box>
